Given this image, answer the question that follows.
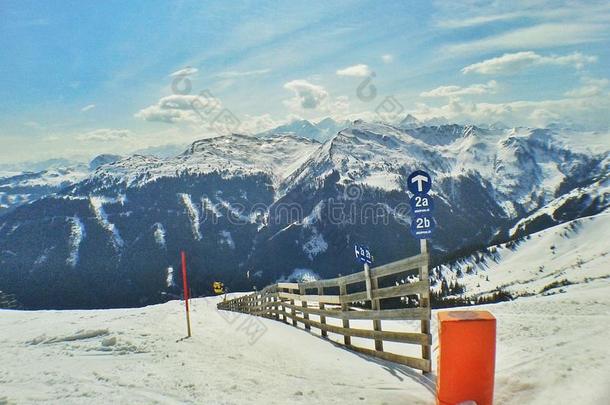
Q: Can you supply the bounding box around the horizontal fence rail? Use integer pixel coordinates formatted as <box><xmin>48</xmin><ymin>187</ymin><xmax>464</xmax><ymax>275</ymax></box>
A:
<box><xmin>217</xmin><ymin>252</ymin><xmax>432</xmax><ymax>373</ymax></box>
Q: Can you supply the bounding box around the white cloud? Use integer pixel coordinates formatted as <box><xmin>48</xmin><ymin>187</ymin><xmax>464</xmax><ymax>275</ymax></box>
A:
<box><xmin>238</xmin><ymin>114</ymin><xmax>279</xmax><ymax>134</ymax></box>
<box><xmin>381</xmin><ymin>54</ymin><xmax>394</xmax><ymax>64</ymax></box>
<box><xmin>436</xmin><ymin>11</ymin><xmax>524</xmax><ymax>29</ymax></box>
<box><xmin>215</xmin><ymin>69</ymin><xmax>271</xmax><ymax>79</ymax></box>
<box><xmin>413</xmin><ymin>93</ymin><xmax>610</xmax><ymax>129</ymax></box>
<box><xmin>336</xmin><ymin>64</ymin><xmax>372</xmax><ymax>77</ymax></box>
<box><xmin>445</xmin><ymin>23</ymin><xmax>609</xmax><ymax>55</ymax></box>
<box><xmin>170</xmin><ymin>67</ymin><xmax>198</xmax><ymax>77</ymax></box>
<box><xmin>332</xmin><ymin>95</ymin><xmax>350</xmax><ymax>119</ymax></box>
<box><xmin>81</xmin><ymin>104</ymin><xmax>96</xmax><ymax>112</ymax></box>
<box><xmin>283</xmin><ymin>80</ymin><xmax>328</xmax><ymax>110</ymax></box>
<box><xmin>435</xmin><ymin>2</ymin><xmax>610</xmax><ymax>30</ymax></box>
<box><xmin>462</xmin><ymin>51</ymin><xmax>597</xmax><ymax>75</ymax></box>
<box><xmin>421</xmin><ymin>80</ymin><xmax>498</xmax><ymax>98</ymax></box>
<box><xmin>135</xmin><ymin>93</ymin><xmax>223</xmax><ymax>124</ymax></box>
<box><xmin>76</xmin><ymin>129</ymin><xmax>132</xmax><ymax>142</ymax></box>
<box><xmin>564</xmin><ymin>77</ymin><xmax>609</xmax><ymax>98</ymax></box>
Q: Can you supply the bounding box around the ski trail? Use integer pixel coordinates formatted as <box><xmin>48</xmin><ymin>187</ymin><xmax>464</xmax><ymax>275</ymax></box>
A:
<box><xmin>67</xmin><ymin>216</ymin><xmax>86</xmax><ymax>267</ymax></box>
<box><xmin>179</xmin><ymin>193</ymin><xmax>202</xmax><ymax>240</ymax></box>
<box><xmin>89</xmin><ymin>196</ymin><xmax>124</xmax><ymax>250</ymax></box>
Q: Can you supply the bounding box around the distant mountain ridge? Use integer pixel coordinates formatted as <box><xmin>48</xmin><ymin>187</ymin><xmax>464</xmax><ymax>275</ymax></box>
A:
<box><xmin>0</xmin><ymin>118</ymin><xmax>608</xmax><ymax>309</ymax></box>
<box><xmin>256</xmin><ymin>118</ymin><xmax>349</xmax><ymax>142</ymax></box>
<box><xmin>0</xmin><ymin>154</ymin><xmax>124</xmax><ymax>216</ymax></box>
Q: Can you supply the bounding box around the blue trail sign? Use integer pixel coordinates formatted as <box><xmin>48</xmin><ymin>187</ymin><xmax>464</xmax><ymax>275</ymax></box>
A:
<box><xmin>410</xmin><ymin>194</ymin><xmax>434</xmax><ymax>215</ymax></box>
<box><xmin>407</xmin><ymin>170</ymin><xmax>432</xmax><ymax>195</ymax></box>
<box><xmin>410</xmin><ymin>214</ymin><xmax>435</xmax><ymax>239</ymax></box>
<box><xmin>407</xmin><ymin>170</ymin><xmax>435</xmax><ymax>239</ymax></box>
<box><xmin>354</xmin><ymin>244</ymin><xmax>373</xmax><ymax>265</ymax></box>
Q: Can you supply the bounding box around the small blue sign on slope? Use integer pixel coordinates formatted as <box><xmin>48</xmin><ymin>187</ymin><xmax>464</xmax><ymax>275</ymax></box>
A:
<box><xmin>407</xmin><ymin>170</ymin><xmax>432</xmax><ymax>195</ymax></box>
<box><xmin>410</xmin><ymin>194</ymin><xmax>434</xmax><ymax>215</ymax></box>
<box><xmin>354</xmin><ymin>244</ymin><xmax>373</xmax><ymax>265</ymax></box>
<box><xmin>410</xmin><ymin>214</ymin><xmax>435</xmax><ymax>239</ymax></box>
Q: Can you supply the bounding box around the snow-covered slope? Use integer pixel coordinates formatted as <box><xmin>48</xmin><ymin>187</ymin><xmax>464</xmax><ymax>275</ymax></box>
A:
<box><xmin>132</xmin><ymin>143</ymin><xmax>189</xmax><ymax>159</ymax></box>
<box><xmin>433</xmin><ymin>212</ymin><xmax>610</xmax><ymax>299</ymax></box>
<box><xmin>1</xmin><ymin>277</ymin><xmax>608</xmax><ymax>404</ymax></box>
<box><xmin>0</xmin><ymin>165</ymin><xmax>90</xmax><ymax>215</ymax></box>
<box><xmin>82</xmin><ymin>134</ymin><xmax>321</xmax><ymax>191</ymax></box>
<box><xmin>510</xmin><ymin>176</ymin><xmax>609</xmax><ymax>237</ymax></box>
<box><xmin>0</xmin><ymin>153</ymin><xmax>127</xmax><ymax>215</ymax></box>
<box><xmin>287</xmin><ymin>121</ymin><xmax>447</xmax><ymax>192</ymax></box>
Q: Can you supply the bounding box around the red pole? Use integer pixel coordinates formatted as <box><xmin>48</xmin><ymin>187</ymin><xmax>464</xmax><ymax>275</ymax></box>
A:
<box><xmin>181</xmin><ymin>251</ymin><xmax>192</xmax><ymax>337</ymax></box>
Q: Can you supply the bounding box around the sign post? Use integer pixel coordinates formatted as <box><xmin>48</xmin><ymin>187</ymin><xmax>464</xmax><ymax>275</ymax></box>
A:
<box><xmin>363</xmin><ymin>262</ymin><xmax>372</xmax><ymax>301</ymax></box>
<box><xmin>181</xmin><ymin>251</ymin><xmax>192</xmax><ymax>338</ymax></box>
<box><xmin>407</xmin><ymin>170</ymin><xmax>434</xmax><ymax>374</ymax></box>
<box><xmin>355</xmin><ymin>244</ymin><xmax>383</xmax><ymax>350</ymax></box>
<box><xmin>354</xmin><ymin>244</ymin><xmax>373</xmax><ymax>300</ymax></box>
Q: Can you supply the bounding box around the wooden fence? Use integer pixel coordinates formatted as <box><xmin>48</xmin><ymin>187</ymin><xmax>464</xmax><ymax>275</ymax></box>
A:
<box><xmin>217</xmin><ymin>251</ymin><xmax>432</xmax><ymax>373</ymax></box>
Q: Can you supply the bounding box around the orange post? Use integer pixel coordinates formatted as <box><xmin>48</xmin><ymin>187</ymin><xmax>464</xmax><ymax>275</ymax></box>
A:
<box><xmin>437</xmin><ymin>311</ymin><xmax>496</xmax><ymax>405</ymax></box>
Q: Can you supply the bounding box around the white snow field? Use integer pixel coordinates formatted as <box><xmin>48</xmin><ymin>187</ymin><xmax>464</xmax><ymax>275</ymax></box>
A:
<box><xmin>434</xmin><ymin>212</ymin><xmax>610</xmax><ymax>299</ymax></box>
<box><xmin>1</xmin><ymin>277</ymin><xmax>609</xmax><ymax>405</ymax></box>
<box><xmin>1</xmin><ymin>214</ymin><xmax>609</xmax><ymax>404</ymax></box>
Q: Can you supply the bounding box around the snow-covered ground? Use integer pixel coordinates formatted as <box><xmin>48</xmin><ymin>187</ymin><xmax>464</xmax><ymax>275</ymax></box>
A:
<box><xmin>487</xmin><ymin>280</ymin><xmax>609</xmax><ymax>405</ymax></box>
<box><xmin>434</xmin><ymin>212</ymin><xmax>610</xmax><ymax>298</ymax></box>
<box><xmin>1</xmin><ymin>276</ymin><xmax>609</xmax><ymax>404</ymax></box>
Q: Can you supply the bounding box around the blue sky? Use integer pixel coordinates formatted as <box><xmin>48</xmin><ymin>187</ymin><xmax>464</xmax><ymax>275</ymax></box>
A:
<box><xmin>1</xmin><ymin>0</ymin><xmax>609</xmax><ymax>163</ymax></box>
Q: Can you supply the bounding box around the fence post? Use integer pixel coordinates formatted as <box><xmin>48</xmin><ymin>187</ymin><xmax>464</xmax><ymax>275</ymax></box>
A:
<box><xmin>339</xmin><ymin>281</ymin><xmax>351</xmax><ymax>346</ymax></box>
<box><xmin>299</xmin><ymin>285</ymin><xmax>310</xmax><ymax>330</ymax></box>
<box><xmin>260</xmin><ymin>292</ymin><xmax>265</xmax><ymax>317</ymax></box>
<box><xmin>273</xmin><ymin>288</ymin><xmax>280</xmax><ymax>321</ymax></box>
<box><xmin>318</xmin><ymin>286</ymin><xmax>327</xmax><ymax>337</ymax></box>
<box><xmin>419</xmin><ymin>240</ymin><xmax>431</xmax><ymax>373</ymax></box>
<box><xmin>290</xmin><ymin>287</ymin><xmax>297</xmax><ymax>326</ymax></box>
<box><xmin>370</xmin><ymin>275</ymin><xmax>383</xmax><ymax>351</ymax></box>
<box><xmin>279</xmin><ymin>287</ymin><xmax>288</xmax><ymax>324</ymax></box>
<box><xmin>257</xmin><ymin>294</ymin><xmax>262</xmax><ymax>316</ymax></box>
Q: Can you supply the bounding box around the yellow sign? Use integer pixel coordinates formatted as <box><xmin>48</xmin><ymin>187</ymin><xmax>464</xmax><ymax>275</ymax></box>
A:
<box><xmin>213</xmin><ymin>281</ymin><xmax>225</xmax><ymax>295</ymax></box>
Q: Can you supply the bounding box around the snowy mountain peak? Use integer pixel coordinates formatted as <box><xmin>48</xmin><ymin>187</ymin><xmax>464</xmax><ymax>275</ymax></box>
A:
<box><xmin>316</xmin><ymin>117</ymin><xmax>344</xmax><ymax>130</ymax></box>
<box><xmin>79</xmin><ymin>134</ymin><xmax>322</xmax><ymax>191</ymax></box>
<box><xmin>398</xmin><ymin>114</ymin><xmax>421</xmax><ymax>129</ymax></box>
<box><xmin>256</xmin><ymin>118</ymin><xmax>346</xmax><ymax>142</ymax></box>
<box><xmin>89</xmin><ymin>154</ymin><xmax>122</xmax><ymax>171</ymax></box>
